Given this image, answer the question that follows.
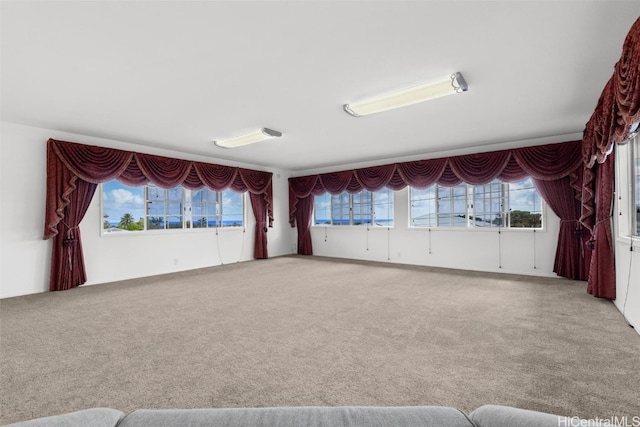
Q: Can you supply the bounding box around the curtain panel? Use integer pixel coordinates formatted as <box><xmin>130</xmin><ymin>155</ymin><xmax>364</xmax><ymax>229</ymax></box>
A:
<box><xmin>533</xmin><ymin>172</ymin><xmax>590</xmax><ymax>281</ymax></box>
<box><xmin>289</xmin><ymin>140</ymin><xmax>587</xmax><ymax>281</ymax></box>
<box><xmin>44</xmin><ymin>139</ymin><xmax>274</xmax><ymax>292</ymax></box>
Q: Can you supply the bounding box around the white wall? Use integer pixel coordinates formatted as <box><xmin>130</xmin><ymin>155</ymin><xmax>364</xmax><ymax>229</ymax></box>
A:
<box><xmin>308</xmin><ymin>187</ymin><xmax>560</xmax><ymax>277</ymax></box>
<box><xmin>0</xmin><ymin>121</ymin><xmax>295</xmax><ymax>298</ymax></box>
<box><xmin>613</xmin><ymin>142</ymin><xmax>640</xmax><ymax>336</ymax></box>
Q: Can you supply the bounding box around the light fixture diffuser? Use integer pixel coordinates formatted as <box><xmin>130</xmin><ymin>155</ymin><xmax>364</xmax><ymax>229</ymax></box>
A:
<box><xmin>343</xmin><ymin>72</ymin><xmax>468</xmax><ymax>117</ymax></box>
<box><xmin>213</xmin><ymin>128</ymin><xmax>282</xmax><ymax>149</ymax></box>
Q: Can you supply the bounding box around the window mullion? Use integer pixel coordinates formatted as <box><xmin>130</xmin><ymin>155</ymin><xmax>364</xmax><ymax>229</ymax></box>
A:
<box><xmin>217</xmin><ymin>192</ymin><xmax>222</xmax><ymax>227</ymax></box>
<box><xmin>350</xmin><ymin>194</ymin><xmax>354</xmax><ymax>225</ymax></box>
<box><xmin>502</xmin><ymin>182</ymin><xmax>508</xmax><ymax>228</ymax></box>
<box><xmin>371</xmin><ymin>191</ymin><xmax>375</xmax><ymax>221</ymax></box>
<box><xmin>449</xmin><ymin>187</ymin><xmax>454</xmax><ymax>226</ymax></box>
<box><xmin>467</xmin><ymin>184</ymin><xmax>473</xmax><ymax>228</ymax></box>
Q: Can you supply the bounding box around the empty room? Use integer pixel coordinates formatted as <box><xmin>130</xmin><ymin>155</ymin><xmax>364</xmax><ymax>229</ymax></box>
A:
<box><xmin>1</xmin><ymin>1</ymin><xmax>640</xmax><ymax>426</ymax></box>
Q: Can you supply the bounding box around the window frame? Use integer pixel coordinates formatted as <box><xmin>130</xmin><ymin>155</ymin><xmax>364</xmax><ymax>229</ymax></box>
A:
<box><xmin>145</xmin><ymin>184</ymin><xmax>185</xmax><ymax>230</ymax></box>
<box><xmin>100</xmin><ymin>182</ymin><xmax>246</xmax><ymax>236</ymax></box>
<box><xmin>313</xmin><ymin>189</ymin><xmax>394</xmax><ymax>227</ymax></box>
<box><xmin>633</xmin><ymin>135</ymin><xmax>640</xmax><ymax>237</ymax></box>
<box><xmin>409</xmin><ymin>178</ymin><xmax>545</xmax><ymax>231</ymax></box>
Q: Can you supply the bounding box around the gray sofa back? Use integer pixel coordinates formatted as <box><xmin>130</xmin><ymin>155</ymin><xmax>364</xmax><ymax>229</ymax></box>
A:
<box><xmin>2</xmin><ymin>408</ymin><xmax>124</xmax><ymax>427</ymax></box>
<box><xmin>117</xmin><ymin>406</ymin><xmax>474</xmax><ymax>427</ymax></box>
<box><xmin>4</xmin><ymin>404</ymin><xmax>602</xmax><ymax>426</ymax></box>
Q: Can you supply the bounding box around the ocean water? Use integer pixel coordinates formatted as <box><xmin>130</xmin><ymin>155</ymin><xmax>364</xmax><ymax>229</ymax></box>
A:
<box><xmin>107</xmin><ymin>220</ymin><xmax>243</xmax><ymax>229</ymax></box>
<box><xmin>314</xmin><ymin>219</ymin><xmax>393</xmax><ymax>226</ymax></box>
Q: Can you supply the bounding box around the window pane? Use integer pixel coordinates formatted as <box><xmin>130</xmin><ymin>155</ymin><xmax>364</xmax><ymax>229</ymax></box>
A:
<box><xmin>220</xmin><ymin>190</ymin><xmax>244</xmax><ymax>227</ymax></box>
<box><xmin>191</xmin><ymin>188</ymin><xmax>217</xmax><ymax>228</ymax></box>
<box><xmin>102</xmin><ymin>180</ymin><xmax>145</xmax><ymax>232</ymax></box>
<box><xmin>508</xmin><ymin>177</ymin><xmax>542</xmax><ymax>228</ymax></box>
<box><xmin>410</xmin><ymin>187</ymin><xmax>436</xmax><ymax>227</ymax></box>
<box><xmin>373</xmin><ymin>188</ymin><xmax>394</xmax><ymax>227</ymax></box>
<box><xmin>146</xmin><ymin>184</ymin><xmax>184</xmax><ymax>229</ymax></box>
<box><xmin>446</xmin><ymin>183</ymin><xmax>467</xmax><ymax>227</ymax></box>
<box><xmin>352</xmin><ymin>191</ymin><xmax>372</xmax><ymax>225</ymax></box>
<box><xmin>147</xmin><ymin>186</ymin><xmax>163</xmax><ymax>200</ymax></box>
<box><xmin>168</xmin><ymin>202</ymin><xmax>182</xmax><ymax>215</ymax></box>
<box><xmin>314</xmin><ymin>194</ymin><xmax>331</xmax><ymax>225</ymax></box>
<box><xmin>438</xmin><ymin>213</ymin><xmax>451</xmax><ymax>227</ymax></box>
<box><xmin>437</xmin><ymin>186</ymin><xmax>451</xmax><ymax>214</ymax></box>
<box><xmin>332</xmin><ymin>193</ymin><xmax>350</xmax><ymax>225</ymax></box>
<box><xmin>472</xmin><ymin>180</ymin><xmax>504</xmax><ymax>228</ymax></box>
<box><xmin>168</xmin><ymin>187</ymin><xmax>182</xmax><ymax>201</ymax></box>
<box><xmin>167</xmin><ymin>215</ymin><xmax>183</xmax><ymax>229</ymax></box>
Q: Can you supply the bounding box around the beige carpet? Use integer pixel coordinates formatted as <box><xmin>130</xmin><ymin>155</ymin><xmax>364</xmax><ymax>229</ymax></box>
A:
<box><xmin>1</xmin><ymin>255</ymin><xmax>639</xmax><ymax>424</ymax></box>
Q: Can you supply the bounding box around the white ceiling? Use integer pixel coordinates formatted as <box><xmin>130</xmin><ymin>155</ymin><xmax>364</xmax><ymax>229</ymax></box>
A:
<box><xmin>2</xmin><ymin>1</ymin><xmax>639</xmax><ymax>173</ymax></box>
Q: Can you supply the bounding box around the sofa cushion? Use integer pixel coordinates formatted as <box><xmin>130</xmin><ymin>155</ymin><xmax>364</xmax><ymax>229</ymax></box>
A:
<box><xmin>469</xmin><ymin>405</ymin><xmax>565</xmax><ymax>427</ymax></box>
<box><xmin>2</xmin><ymin>408</ymin><xmax>124</xmax><ymax>427</ymax></box>
<box><xmin>118</xmin><ymin>406</ymin><xmax>475</xmax><ymax>427</ymax></box>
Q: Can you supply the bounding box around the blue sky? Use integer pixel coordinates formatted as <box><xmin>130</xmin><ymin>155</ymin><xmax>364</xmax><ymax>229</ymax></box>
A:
<box><xmin>102</xmin><ymin>181</ymin><xmax>145</xmax><ymax>223</ymax></box>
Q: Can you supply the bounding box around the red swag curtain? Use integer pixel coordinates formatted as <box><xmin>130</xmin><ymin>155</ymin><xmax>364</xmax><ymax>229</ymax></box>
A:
<box><xmin>585</xmin><ymin>155</ymin><xmax>616</xmax><ymax>299</ymax></box>
<box><xmin>289</xmin><ymin>140</ymin><xmax>587</xmax><ymax>281</ymax></box>
<box><xmin>579</xmin><ymin>17</ymin><xmax>640</xmax><ymax>299</ymax></box>
<box><xmin>44</xmin><ymin>139</ymin><xmax>274</xmax><ymax>292</ymax></box>
<box><xmin>49</xmin><ymin>178</ymin><xmax>97</xmax><ymax>292</ymax></box>
<box><xmin>533</xmin><ymin>173</ymin><xmax>590</xmax><ymax>281</ymax></box>
<box><xmin>294</xmin><ymin>195</ymin><xmax>315</xmax><ymax>255</ymax></box>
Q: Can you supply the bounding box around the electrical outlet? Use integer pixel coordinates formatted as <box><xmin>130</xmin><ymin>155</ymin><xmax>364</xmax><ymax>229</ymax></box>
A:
<box><xmin>173</xmin><ymin>258</ymin><xmax>179</xmax><ymax>265</ymax></box>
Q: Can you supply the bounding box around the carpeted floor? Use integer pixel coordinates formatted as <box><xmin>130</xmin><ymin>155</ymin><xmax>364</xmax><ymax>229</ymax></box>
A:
<box><xmin>1</xmin><ymin>255</ymin><xmax>639</xmax><ymax>424</ymax></box>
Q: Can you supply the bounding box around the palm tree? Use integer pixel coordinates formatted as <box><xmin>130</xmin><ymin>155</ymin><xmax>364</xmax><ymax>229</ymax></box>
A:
<box><xmin>118</xmin><ymin>213</ymin><xmax>134</xmax><ymax>228</ymax></box>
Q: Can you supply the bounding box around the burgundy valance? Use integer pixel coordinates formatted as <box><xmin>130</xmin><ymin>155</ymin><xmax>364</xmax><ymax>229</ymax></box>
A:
<box><xmin>612</xmin><ymin>16</ymin><xmax>640</xmax><ymax>144</ymax></box>
<box><xmin>45</xmin><ymin>139</ymin><xmax>273</xmax><ymax>240</ymax></box>
<box><xmin>44</xmin><ymin>138</ymin><xmax>274</xmax><ymax>292</ymax></box>
<box><xmin>289</xmin><ymin>140</ymin><xmax>582</xmax><ymax>227</ymax></box>
<box><xmin>577</xmin><ymin>17</ymin><xmax>640</xmax><ymax>299</ymax></box>
<box><xmin>582</xmin><ymin>17</ymin><xmax>640</xmax><ymax>162</ymax></box>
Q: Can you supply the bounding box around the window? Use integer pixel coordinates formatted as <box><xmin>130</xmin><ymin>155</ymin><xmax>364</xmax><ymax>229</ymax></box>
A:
<box><xmin>438</xmin><ymin>183</ymin><xmax>469</xmax><ymax>227</ymax></box>
<box><xmin>314</xmin><ymin>193</ymin><xmax>332</xmax><ymax>226</ymax></box>
<box><xmin>410</xmin><ymin>177</ymin><xmax>542</xmax><ymax>229</ymax></box>
<box><xmin>352</xmin><ymin>191</ymin><xmax>372</xmax><ymax>225</ymax></box>
<box><xmin>373</xmin><ymin>188</ymin><xmax>394</xmax><ymax>226</ymax></box>
<box><xmin>314</xmin><ymin>189</ymin><xmax>394</xmax><ymax>226</ymax></box>
<box><xmin>634</xmin><ymin>136</ymin><xmax>640</xmax><ymax>236</ymax></box>
<box><xmin>189</xmin><ymin>188</ymin><xmax>243</xmax><ymax>228</ymax></box>
<box><xmin>146</xmin><ymin>184</ymin><xmax>184</xmax><ymax>229</ymax></box>
<box><xmin>331</xmin><ymin>192</ymin><xmax>351</xmax><ymax>226</ymax></box>
<box><xmin>507</xmin><ymin>178</ymin><xmax>542</xmax><ymax>228</ymax></box>
<box><xmin>410</xmin><ymin>186</ymin><xmax>436</xmax><ymax>227</ymax></box>
<box><xmin>102</xmin><ymin>180</ymin><xmax>244</xmax><ymax>233</ymax></box>
<box><xmin>102</xmin><ymin>181</ymin><xmax>145</xmax><ymax>232</ymax></box>
<box><xmin>471</xmin><ymin>181</ymin><xmax>506</xmax><ymax>227</ymax></box>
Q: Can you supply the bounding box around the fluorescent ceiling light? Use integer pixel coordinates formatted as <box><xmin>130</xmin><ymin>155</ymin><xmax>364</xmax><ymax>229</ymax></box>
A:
<box><xmin>343</xmin><ymin>72</ymin><xmax>468</xmax><ymax>117</ymax></box>
<box><xmin>213</xmin><ymin>128</ymin><xmax>282</xmax><ymax>149</ymax></box>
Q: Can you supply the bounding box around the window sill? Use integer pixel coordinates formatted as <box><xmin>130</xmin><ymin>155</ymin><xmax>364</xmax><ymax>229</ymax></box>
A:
<box><xmin>408</xmin><ymin>226</ymin><xmax>545</xmax><ymax>232</ymax></box>
<box><xmin>100</xmin><ymin>226</ymin><xmax>247</xmax><ymax>237</ymax></box>
<box><xmin>312</xmin><ymin>225</ymin><xmax>395</xmax><ymax>229</ymax></box>
<box><xmin>616</xmin><ymin>235</ymin><xmax>640</xmax><ymax>249</ymax></box>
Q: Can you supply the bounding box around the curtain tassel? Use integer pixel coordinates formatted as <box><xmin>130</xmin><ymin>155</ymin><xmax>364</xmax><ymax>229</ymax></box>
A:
<box><xmin>62</xmin><ymin>227</ymin><xmax>78</xmax><ymax>271</ymax></box>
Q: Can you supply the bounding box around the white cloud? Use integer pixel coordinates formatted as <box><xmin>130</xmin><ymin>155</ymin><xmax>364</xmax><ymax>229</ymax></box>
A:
<box><xmin>110</xmin><ymin>189</ymin><xmax>143</xmax><ymax>208</ymax></box>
